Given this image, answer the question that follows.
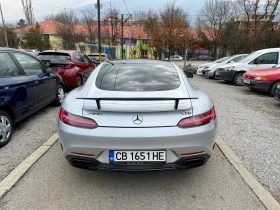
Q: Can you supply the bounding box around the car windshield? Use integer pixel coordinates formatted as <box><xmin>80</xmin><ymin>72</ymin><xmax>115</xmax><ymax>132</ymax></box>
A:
<box><xmin>88</xmin><ymin>55</ymin><xmax>107</xmax><ymax>61</ymax></box>
<box><xmin>37</xmin><ymin>53</ymin><xmax>71</xmax><ymax>63</ymax></box>
<box><xmin>96</xmin><ymin>62</ymin><xmax>181</xmax><ymax>91</ymax></box>
<box><xmin>238</xmin><ymin>52</ymin><xmax>263</xmax><ymax>63</ymax></box>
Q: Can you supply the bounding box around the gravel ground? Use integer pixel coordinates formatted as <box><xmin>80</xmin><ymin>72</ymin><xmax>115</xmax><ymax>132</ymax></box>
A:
<box><xmin>188</xmin><ymin>74</ymin><xmax>280</xmax><ymax>201</ymax></box>
<box><xmin>0</xmin><ymin>105</ymin><xmax>60</xmax><ymax>182</ymax></box>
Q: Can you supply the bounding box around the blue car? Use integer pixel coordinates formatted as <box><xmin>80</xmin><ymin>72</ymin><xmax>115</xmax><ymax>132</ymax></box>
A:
<box><xmin>0</xmin><ymin>49</ymin><xmax>65</xmax><ymax>147</ymax></box>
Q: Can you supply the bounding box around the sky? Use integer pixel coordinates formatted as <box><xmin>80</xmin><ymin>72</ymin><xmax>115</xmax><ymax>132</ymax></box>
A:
<box><xmin>1</xmin><ymin>0</ymin><xmax>205</xmax><ymax>26</ymax></box>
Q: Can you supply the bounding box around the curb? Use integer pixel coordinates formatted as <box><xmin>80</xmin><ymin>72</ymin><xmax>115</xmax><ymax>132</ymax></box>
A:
<box><xmin>216</xmin><ymin>136</ymin><xmax>280</xmax><ymax>210</ymax></box>
<box><xmin>0</xmin><ymin>133</ymin><xmax>59</xmax><ymax>200</ymax></box>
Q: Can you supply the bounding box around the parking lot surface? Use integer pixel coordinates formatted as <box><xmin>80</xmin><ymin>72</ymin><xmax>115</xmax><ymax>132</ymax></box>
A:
<box><xmin>188</xmin><ymin>73</ymin><xmax>280</xmax><ymax>201</ymax></box>
<box><xmin>0</xmin><ymin>106</ymin><xmax>60</xmax><ymax>182</ymax></box>
<box><xmin>0</xmin><ymin>141</ymin><xmax>265</xmax><ymax>210</ymax></box>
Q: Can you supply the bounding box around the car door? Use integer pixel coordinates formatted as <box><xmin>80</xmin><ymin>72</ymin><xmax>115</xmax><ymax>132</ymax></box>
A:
<box><xmin>0</xmin><ymin>52</ymin><xmax>34</xmax><ymax>122</ymax></box>
<box><xmin>249</xmin><ymin>52</ymin><xmax>279</xmax><ymax>71</ymax></box>
<box><xmin>12</xmin><ymin>52</ymin><xmax>56</xmax><ymax>110</ymax></box>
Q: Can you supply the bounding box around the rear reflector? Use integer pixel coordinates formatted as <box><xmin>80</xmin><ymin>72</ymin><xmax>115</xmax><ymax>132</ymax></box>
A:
<box><xmin>71</xmin><ymin>152</ymin><xmax>95</xmax><ymax>157</ymax></box>
<box><xmin>181</xmin><ymin>151</ymin><xmax>205</xmax><ymax>156</ymax></box>
<box><xmin>177</xmin><ymin>107</ymin><xmax>216</xmax><ymax>128</ymax></box>
<box><xmin>59</xmin><ymin>108</ymin><xmax>98</xmax><ymax>129</ymax></box>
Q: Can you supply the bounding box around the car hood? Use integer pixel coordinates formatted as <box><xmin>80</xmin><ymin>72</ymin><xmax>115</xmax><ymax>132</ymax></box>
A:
<box><xmin>245</xmin><ymin>68</ymin><xmax>280</xmax><ymax>76</ymax></box>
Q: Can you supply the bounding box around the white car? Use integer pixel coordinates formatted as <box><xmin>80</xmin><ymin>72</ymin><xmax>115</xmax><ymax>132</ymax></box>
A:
<box><xmin>165</xmin><ymin>55</ymin><xmax>183</xmax><ymax>61</ymax></box>
<box><xmin>216</xmin><ymin>48</ymin><xmax>280</xmax><ymax>85</ymax></box>
<box><xmin>196</xmin><ymin>57</ymin><xmax>228</xmax><ymax>75</ymax></box>
<box><xmin>204</xmin><ymin>54</ymin><xmax>248</xmax><ymax>78</ymax></box>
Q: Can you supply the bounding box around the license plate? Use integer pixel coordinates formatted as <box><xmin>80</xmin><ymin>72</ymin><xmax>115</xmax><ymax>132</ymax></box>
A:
<box><xmin>243</xmin><ymin>79</ymin><xmax>250</xmax><ymax>84</ymax></box>
<box><xmin>109</xmin><ymin>151</ymin><xmax>166</xmax><ymax>163</ymax></box>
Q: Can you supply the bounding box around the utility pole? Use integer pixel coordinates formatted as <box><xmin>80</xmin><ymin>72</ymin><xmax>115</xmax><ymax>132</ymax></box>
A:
<box><xmin>0</xmin><ymin>3</ymin><xmax>8</xmax><ymax>47</ymax></box>
<box><xmin>95</xmin><ymin>0</ymin><xmax>102</xmax><ymax>64</ymax></box>
<box><xmin>115</xmin><ymin>14</ymin><xmax>131</xmax><ymax>59</ymax></box>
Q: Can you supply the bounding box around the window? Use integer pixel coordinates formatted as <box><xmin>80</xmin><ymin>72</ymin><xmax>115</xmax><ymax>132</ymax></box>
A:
<box><xmin>74</xmin><ymin>52</ymin><xmax>84</xmax><ymax>62</ymax></box>
<box><xmin>80</xmin><ymin>53</ymin><xmax>90</xmax><ymax>63</ymax></box>
<box><xmin>96</xmin><ymin>62</ymin><xmax>181</xmax><ymax>91</ymax></box>
<box><xmin>0</xmin><ymin>53</ymin><xmax>21</xmax><ymax>77</ymax></box>
<box><xmin>253</xmin><ymin>52</ymin><xmax>278</xmax><ymax>64</ymax></box>
<box><xmin>142</xmin><ymin>39</ymin><xmax>147</xmax><ymax>45</ymax></box>
<box><xmin>13</xmin><ymin>53</ymin><xmax>44</xmax><ymax>75</ymax></box>
<box><xmin>37</xmin><ymin>53</ymin><xmax>71</xmax><ymax>63</ymax></box>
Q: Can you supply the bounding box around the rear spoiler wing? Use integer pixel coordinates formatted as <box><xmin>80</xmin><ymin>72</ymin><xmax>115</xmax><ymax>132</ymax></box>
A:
<box><xmin>76</xmin><ymin>97</ymin><xmax>199</xmax><ymax>110</ymax></box>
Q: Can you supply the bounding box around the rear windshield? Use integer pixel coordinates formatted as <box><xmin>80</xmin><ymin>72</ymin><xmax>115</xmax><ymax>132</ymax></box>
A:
<box><xmin>38</xmin><ymin>53</ymin><xmax>71</xmax><ymax>63</ymax></box>
<box><xmin>96</xmin><ymin>63</ymin><xmax>181</xmax><ymax>91</ymax></box>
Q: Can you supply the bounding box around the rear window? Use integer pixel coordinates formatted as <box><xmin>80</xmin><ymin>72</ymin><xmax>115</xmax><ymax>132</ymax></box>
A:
<box><xmin>89</xmin><ymin>55</ymin><xmax>107</xmax><ymax>61</ymax></box>
<box><xmin>95</xmin><ymin>63</ymin><xmax>181</xmax><ymax>91</ymax></box>
<box><xmin>38</xmin><ymin>53</ymin><xmax>71</xmax><ymax>63</ymax></box>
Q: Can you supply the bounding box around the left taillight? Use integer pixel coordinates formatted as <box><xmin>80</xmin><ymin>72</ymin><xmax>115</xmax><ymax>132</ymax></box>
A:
<box><xmin>177</xmin><ymin>107</ymin><xmax>216</xmax><ymax>128</ymax></box>
<box><xmin>59</xmin><ymin>108</ymin><xmax>98</xmax><ymax>129</ymax></box>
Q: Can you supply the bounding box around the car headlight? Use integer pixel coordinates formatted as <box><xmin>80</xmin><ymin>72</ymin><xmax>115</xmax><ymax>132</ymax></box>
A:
<box><xmin>224</xmin><ymin>66</ymin><xmax>235</xmax><ymax>71</ymax></box>
<box><xmin>255</xmin><ymin>76</ymin><xmax>267</xmax><ymax>81</ymax></box>
<box><xmin>203</xmin><ymin>66</ymin><xmax>209</xmax><ymax>69</ymax></box>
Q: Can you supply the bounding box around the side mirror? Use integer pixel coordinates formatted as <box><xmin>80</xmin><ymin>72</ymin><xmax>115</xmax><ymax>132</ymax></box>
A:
<box><xmin>184</xmin><ymin>71</ymin><xmax>193</xmax><ymax>78</ymax></box>
<box><xmin>84</xmin><ymin>71</ymin><xmax>91</xmax><ymax>79</ymax></box>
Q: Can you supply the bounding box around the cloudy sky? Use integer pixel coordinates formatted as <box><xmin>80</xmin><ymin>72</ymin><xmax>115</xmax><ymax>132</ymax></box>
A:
<box><xmin>1</xmin><ymin>0</ymin><xmax>205</xmax><ymax>24</ymax></box>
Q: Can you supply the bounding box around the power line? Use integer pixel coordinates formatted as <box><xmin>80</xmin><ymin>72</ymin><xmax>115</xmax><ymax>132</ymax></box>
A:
<box><xmin>123</xmin><ymin>0</ymin><xmax>130</xmax><ymax>14</ymax></box>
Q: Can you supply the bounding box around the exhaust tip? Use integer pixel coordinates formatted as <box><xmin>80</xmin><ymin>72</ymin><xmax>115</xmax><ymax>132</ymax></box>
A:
<box><xmin>183</xmin><ymin>158</ymin><xmax>205</xmax><ymax>167</ymax></box>
<box><xmin>71</xmin><ymin>159</ymin><xmax>93</xmax><ymax>168</ymax></box>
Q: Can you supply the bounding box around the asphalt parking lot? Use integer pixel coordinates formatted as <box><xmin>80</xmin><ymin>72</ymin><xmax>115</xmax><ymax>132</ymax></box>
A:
<box><xmin>0</xmin><ymin>63</ymin><xmax>279</xmax><ymax>209</ymax></box>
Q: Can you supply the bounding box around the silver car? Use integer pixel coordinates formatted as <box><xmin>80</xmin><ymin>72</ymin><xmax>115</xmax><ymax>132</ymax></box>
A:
<box><xmin>58</xmin><ymin>60</ymin><xmax>217</xmax><ymax>171</ymax></box>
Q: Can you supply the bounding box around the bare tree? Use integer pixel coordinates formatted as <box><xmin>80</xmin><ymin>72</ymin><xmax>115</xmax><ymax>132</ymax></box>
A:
<box><xmin>52</xmin><ymin>9</ymin><xmax>80</xmax><ymax>50</ymax></box>
<box><xmin>198</xmin><ymin>0</ymin><xmax>234</xmax><ymax>56</ymax></box>
<box><xmin>21</xmin><ymin>0</ymin><xmax>35</xmax><ymax>25</ymax></box>
<box><xmin>81</xmin><ymin>7</ymin><xmax>97</xmax><ymax>44</ymax></box>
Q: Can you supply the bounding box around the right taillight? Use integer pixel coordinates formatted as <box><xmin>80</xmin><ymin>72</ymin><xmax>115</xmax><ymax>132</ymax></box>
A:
<box><xmin>59</xmin><ymin>108</ymin><xmax>98</xmax><ymax>129</ymax></box>
<box><xmin>177</xmin><ymin>107</ymin><xmax>216</xmax><ymax>128</ymax></box>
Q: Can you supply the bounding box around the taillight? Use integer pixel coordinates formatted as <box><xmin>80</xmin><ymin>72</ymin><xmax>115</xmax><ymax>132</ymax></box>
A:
<box><xmin>177</xmin><ymin>107</ymin><xmax>216</xmax><ymax>128</ymax></box>
<box><xmin>59</xmin><ymin>108</ymin><xmax>98</xmax><ymax>129</ymax></box>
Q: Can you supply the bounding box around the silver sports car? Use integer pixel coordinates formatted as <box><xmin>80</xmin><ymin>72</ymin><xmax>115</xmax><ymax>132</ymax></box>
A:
<box><xmin>58</xmin><ymin>60</ymin><xmax>217</xmax><ymax>171</ymax></box>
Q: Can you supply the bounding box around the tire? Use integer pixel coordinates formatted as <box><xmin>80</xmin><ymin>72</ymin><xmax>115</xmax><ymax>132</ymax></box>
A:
<box><xmin>233</xmin><ymin>72</ymin><xmax>244</xmax><ymax>86</ymax></box>
<box><xmin>76</xmin><ymin>75</ymin><xmax>83</xmax><ymax>87</ymax></box>
<box><xmin>0</xmin><ymin>111</ymin><xmax>13</xmax><ymax>148</ymax></box>
<box><xmin>269</xmin><ymin>81</ymin><xmax>280</xmax><ymax>97</ymax></box>
<box><xmin>53</xmin><ymin>85</ymin><xmax>65</xmax><ymax>106</ymax></box>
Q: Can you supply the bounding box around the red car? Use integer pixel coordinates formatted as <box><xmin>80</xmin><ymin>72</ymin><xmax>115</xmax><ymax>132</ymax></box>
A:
<box><xmin>242</xmin><ymin>67</ymin><xmax>280</xmax><ymax>96</ymax></box>
<box><xmin>38</xmin><ymin>50</ymin><xmax>95</xmax><ymax>87</ymax></box>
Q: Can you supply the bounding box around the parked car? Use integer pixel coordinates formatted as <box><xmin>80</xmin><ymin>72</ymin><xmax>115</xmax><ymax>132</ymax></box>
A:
<box><xmin>274</xmin><ymin>84</ymin><xmax>280</xmax><ymax>101</ymax></box>
<box><xmin>88</xmin><ymin>53</ymin><xmax>109</xmax><ymax>66</ymax></box>
<box><xmin>164</xmin><ymin>55</ymin><xmax>183</xmax><ymax>61</ymax></box>
<box><xmin>204</xmin><ymin>54</ymin><xmax>248</xmax><ymax>78</ymax></box>
<box><xmin>196</xmin><ymin>57</ymin><xmax>228</xmax><ymax>75</ymax></box>
<box><xmin>58</xmin><ymin>59</ymin><xmax>217</xmax><ymax>171</ymax></box>
<box><xmin>215</xmin><ymin>48</ymin><xmax>280</xmax><ymax>85</ymax></box>
<box><xmin>0</xmin><ymin>49</ymin><xmax>65</xmax><ymax>147</ymax></box>
<box><xmin>242</xmin><ymin>67</ymin><xmax>280</xmax><ymax>96</ymax></box>
<box><xmin>190</xmin><ymin>55</ymin><xmax>214</xmax><ymax>61</ymax></box>
<box><xmin>38</xmin><ymin>50</ymin><xmax>95</xmax><ymax>88</ymax></box>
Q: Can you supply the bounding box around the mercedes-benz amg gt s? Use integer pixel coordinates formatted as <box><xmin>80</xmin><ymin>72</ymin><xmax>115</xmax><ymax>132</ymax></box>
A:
<box><xmin>58</xmin><ymin>60</ymin><xmax>217</xmax><ymax>171</ymax></box>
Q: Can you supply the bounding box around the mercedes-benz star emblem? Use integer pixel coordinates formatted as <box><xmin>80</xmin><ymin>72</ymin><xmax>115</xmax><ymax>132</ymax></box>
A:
<box><xmin>132</xmin><ymin>114</ymin><xmax>143</xmax><ymax>124</ymax></box>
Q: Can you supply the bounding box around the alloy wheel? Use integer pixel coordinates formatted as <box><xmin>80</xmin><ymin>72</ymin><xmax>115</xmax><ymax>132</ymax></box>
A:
<box><xmin>58</xmin><ymin>87</ymin><xmax>65</xmax><ymax>103</ymax></box>
<box><xmin>76</xmin><ymin>76</ymin><xmax>82</xmax><ymax>87</ymax></box>
<box><xmin>0</xmin><ymin>116</ymin><xmax>11</xmax><ymax>143</ymax></box>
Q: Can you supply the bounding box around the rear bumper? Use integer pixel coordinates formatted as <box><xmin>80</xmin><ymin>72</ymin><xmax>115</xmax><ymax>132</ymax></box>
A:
<box><xmin>215</xmin><ymin>70</ymin><xmax>236</xmax><ymax>81</ymax></box>
<box><xmin>66</xmin><ymin>153</ymin><xmax>211</xmax><ymax>171</ymax></box>
<box><xmin>58</xmin><ymin>120</ymin><xmax>217</xmax><ymax>170</ymax></box>
<box><xmin>242</xmin><ymin>79</ymin><xmax>272</xmax><ymax>92</ymax></box>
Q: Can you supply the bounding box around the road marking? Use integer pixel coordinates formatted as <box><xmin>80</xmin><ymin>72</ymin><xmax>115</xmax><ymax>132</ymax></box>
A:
<box><xmin>0</xmin><ymin>133</ymin><xmax>279</xmax><ymax>210</ymax></box>
<box><xmin>0</xmin><ymin>133</ymin><xmax>59</xmax><ymax>200</ymax></box>
<box><xmin>216</xmin><ymin>136</ymin><xmax>280</xmax><ymax>210</ymax></box>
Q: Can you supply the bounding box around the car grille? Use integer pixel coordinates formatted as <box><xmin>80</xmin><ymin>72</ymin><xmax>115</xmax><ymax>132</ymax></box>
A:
<box><xmin>243</xmin><ymin>75</ymin><xmax>255</xmax><ymax>80</ymax></box>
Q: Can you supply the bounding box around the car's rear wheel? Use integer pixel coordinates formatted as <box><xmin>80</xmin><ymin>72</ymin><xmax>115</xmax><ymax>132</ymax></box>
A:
<box><xmin>0</xmin><ymin>111</ymin><xmax>13</xmax><ymax>148</ymax></box>
<box><xmin>53</xmin><ymin>85</ymin><xmax>65</xmax><ymax>106</ymax></box>
<box><xmin>76</xmin><ymin>75</ymin><xmax>83</xmax><ymax>87</ymax></box>
<box><xmin>233</xmin><ymin>72</ymin><xmax>244</xmax><ymax>86</ymax></box>
<box><xmin>269</xmin><ymin>81</ymin><xmax>280</xmax><ymax>97</ymax></box>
